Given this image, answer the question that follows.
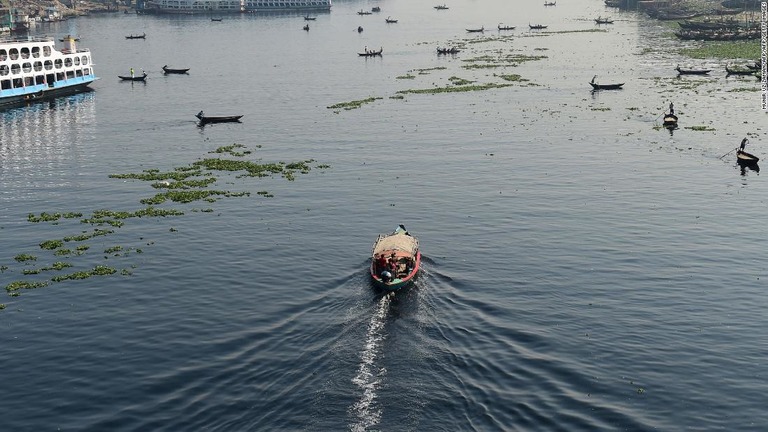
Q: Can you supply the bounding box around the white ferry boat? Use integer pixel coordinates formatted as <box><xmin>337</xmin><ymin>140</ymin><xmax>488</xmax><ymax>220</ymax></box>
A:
<box><xmin>137</xmin><ymin>0</ymin><xmax>331</xmax><ymax>13</ymax></box>
<box><xmin>0</xmin><ymin>36</ymin><xmax>97</xmax><ymax>109</ymax></box>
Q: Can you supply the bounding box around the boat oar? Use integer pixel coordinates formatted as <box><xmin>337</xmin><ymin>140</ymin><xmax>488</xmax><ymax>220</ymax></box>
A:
<box><xmin>718</xmin><ymin>148</ymin><xmax>737</xmax><ymax>159</ymax></box>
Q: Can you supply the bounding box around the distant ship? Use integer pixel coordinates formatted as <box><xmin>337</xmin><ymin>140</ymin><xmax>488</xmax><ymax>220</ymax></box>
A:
<box><xmin>137</xmin><ymin>0</ymin><xmax>331</xmax><ymax>14</ymax></box>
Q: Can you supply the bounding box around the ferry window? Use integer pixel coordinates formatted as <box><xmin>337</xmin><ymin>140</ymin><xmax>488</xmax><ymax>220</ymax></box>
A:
<box><xmin>11</xmin><ymin>64</ymin><xmax>21</xmax><ymax>74</ymax></box>
<box><xmin>22</xmin><ymin>62</ymin><xmax>32</xmax><ymax>73</ymax></box>
<box><xmin>44</xmin><ymin>60</ymin><xmax>53</xmax><ymax>70</ymax></box>
<box><xmin>56</xmin><ymin>72</ymin><xmax>64</xmax><ymax>81</ymax></box>
<box><xmin>24</xmin><ymin>76</ymin><xmax>33</xmax><ymax>86</ymax></box>
<box><xmin>64</xmin><ymin>58</ymin><xmax>73</xmax><ymax>67</ymax></box>
<box><xmin>84</xmin><ymin>68</ymin><xmax>90</xmax><ymax>75</ymax></box>
<box><xmin>81</xmin><ymin>56</ymin><xmax>88</xmax><ymax>65</ymax></box>
<box><xmin>1</xmin><ymin>79</ymin><xmax>10</xmax><ymax>90</ymax></box>
<box><xmin>9</xmin><ymin>48</ymin><xmax>19</xmax><ymax>60</ymax></box>
<box><xmin>0</xmin><ymin>65</ymin><xmax>8</xmax><ymax>76</ymax></box>
<box><xmin>43</xmin><ymin>46</ymin><xmax>51</xmax><ymax>57</ymax></box>
<box><xmin>66</xmin><ymin>71</ymin><xmax>74</xmax><ymax>79</ymax></box>
<box><xmin>13</xmin><ymin>78</ymin><xmax>22</xmax><ymax>88</ymax></box>
<box><xmin>76</xmin><ymin>70</ymin><xmax>83</xmax><ymax>77</ymax></box>
<box><xmin>36</xmin><ymin>75</ymin><xmax>45</xmax><ymax>85</ymax></box>
<box><xmin>34</xmin><ymin>61</ymin><xmax>43</xmax><ymax>71</ymax></box>
<box><xmin>0</xmin><ymin>50</ymin><xmax>6</xmax><ymax>61</ymax></box>
<box><xmin>32</xmin><ymin>47</ymin><xmax>40</xmax><ymax>58</ymax></box>
<box><xmin>20</xmin><ymin>48</ymin><xmax>30</xmax><ymax>59</ymax></box>
<box><xmin>74</xmin><ymin>57</ymin><xmax>80</xmax><ymax>66</ymax></box>
<box><xmin>54</xmin><ymin>59</ymin><xmax>63</xmax><ymax>69</ymax></box>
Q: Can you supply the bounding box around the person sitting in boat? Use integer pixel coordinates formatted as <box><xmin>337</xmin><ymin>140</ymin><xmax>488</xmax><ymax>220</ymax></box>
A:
<box><xmin>388</xmin><ymin>254</ymin><xmax>399</xmax><ymax>274</ymax></box>
<box><xmin>381</xmin><ymin>270</ymin><xmax>392</xmax><ymax>283</ymax></box>
<box><xmin>375</xmin><ymin>253</ymin><xmax>388</xmax><ymax>273</ymax></box>
<box><xmin>364</xmin><ymin>45</ymin><xmax>368</xmax><ymax>54</ymax></box>
<box><xmin>740</xmin><ymin>138</ymin><xmax>748</xmax><ymax>151</ymax></box>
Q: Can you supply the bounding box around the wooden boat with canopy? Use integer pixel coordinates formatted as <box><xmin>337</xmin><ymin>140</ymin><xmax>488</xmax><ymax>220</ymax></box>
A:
<box><xmin>370</xmin><ymin>225</ymin><xmax>421</xmax><ymax>291</ymax></box>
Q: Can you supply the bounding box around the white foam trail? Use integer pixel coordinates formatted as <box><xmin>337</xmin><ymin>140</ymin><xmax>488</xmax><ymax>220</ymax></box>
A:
<box><xmin>349</xmin><ymin>293</ymin><xmax>392</xmax><ymax>432</ymax></box>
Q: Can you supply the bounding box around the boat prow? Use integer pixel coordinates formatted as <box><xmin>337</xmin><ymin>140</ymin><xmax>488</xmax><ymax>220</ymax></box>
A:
<box><xmin>370</xmin><ymin>225</ymin><xmax>421</xmax><ymax>291</ymax></box>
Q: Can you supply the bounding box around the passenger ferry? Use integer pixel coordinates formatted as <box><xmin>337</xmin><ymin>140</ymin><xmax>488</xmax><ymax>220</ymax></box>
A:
<box><xmin>0</xmin><ymin>36</ymin><xmax>97</xmax><ymax>109</ymax></box>
<box><xmin>137</xmin><ymin>0</ymin><xmax>331</xmax><ymax>13</ymax></box>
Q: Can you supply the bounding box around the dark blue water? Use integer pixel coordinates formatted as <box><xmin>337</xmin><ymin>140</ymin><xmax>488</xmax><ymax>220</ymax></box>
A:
<box><xmin>2</xmin><ymin>0</ymin><xmax>767</xmax><ymax>430</ymax></box>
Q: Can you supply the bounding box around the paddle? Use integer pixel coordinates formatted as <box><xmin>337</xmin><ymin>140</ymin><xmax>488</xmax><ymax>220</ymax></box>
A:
<box><xmin>718</xmin><ymin>148</ymin><xmax>737</xmax><ymax>159</ymax></box>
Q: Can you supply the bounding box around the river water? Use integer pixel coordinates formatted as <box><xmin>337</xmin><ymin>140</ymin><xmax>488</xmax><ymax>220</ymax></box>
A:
<box><xmin>1</xmin><ymin>0</ymin><xmax>767</xmax><ymax>430</ymax></box>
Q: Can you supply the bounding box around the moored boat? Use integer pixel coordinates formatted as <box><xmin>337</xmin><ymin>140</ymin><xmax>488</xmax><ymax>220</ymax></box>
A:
<box><xmin>196</xmin><ymin>110</ymin><xmax>243</xmax><ymax>124</ymax></box>
<box><xmin>385</xmin><ymin>17</ymin><xmax>398</xmax><ymax>23</ymax></box>
<box><xmin>498</xmin><ymin>24</ymin><xmax>515</xmax><ymax>30</ymax></box>
<box><xmin>437</xmin><ymin>47</ymin><xmax>460</xmax><ymax>54</ymax></box>
<box><xmin>0</xmin><ymin>35</ymin><xmax>98</xmax><ymax>109</ymax></box>
<box><xmin>125</xmin><ymin>33</ymin><xmax>146</xmax><ymax>39</ymax></box>
<box><xmin>434</xmin><ymin>4</ymin><xmax>449</xmax><ymax>9</ymax></box>
<box><xmin>726</xmin><ymin>64</ymin><xmax>756</xmax><ymax>75</ymax></box>
<box><xmin>675</xmin><ymin>65</ymin><xmax>711</xmax><ymax>75</ymax></box>
<box><xmin>466</xmin><ymin>27</ymin><xmax>484</xmax><ymax>32</ymax></box>
<box><xmin>370</xmin><ymin>225</ymin><xmax>421</xmax><ymax>291</ymax></box>
<box><xmin>595</xmin><ymin>16</ymin><xmax>614</xmax><ymax>24</ymax></box>
<box><xmin>529</xmin><ymin>23</ymin><xmax>548</xmax><ymax>29</ymax></box>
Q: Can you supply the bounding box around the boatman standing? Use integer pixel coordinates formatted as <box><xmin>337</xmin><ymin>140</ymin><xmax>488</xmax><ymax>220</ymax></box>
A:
<box><xmin>130</xmin><ymin>67</ymin><xmax>134</xmax><ymax>78</ymax></box>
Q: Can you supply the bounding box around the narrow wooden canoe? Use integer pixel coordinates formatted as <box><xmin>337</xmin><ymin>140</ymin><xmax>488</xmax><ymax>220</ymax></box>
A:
<box><xmin>737</xmin><ymin>150</ymin><xmax>759</xmax><ymax>165</ymax></box>
<box><xmin>196</xmin><ymin>111</ymin><xmax>243</xmax><ymax>124</ymax></box>
<box><xmin>589</xmin><ymin>82</ymin><xmax>624</xmax><ymax>90</ymax></box>
<box><xmin>676</xmin><ymin>66</ymin><xmax>711</xmax><ymax>75</ymax></box>
<box><xmin>162</xmin><ymin>65</ymin><xmax>190</xmax><ymax>74</ymax></box>
<box><xmin>118</xmin><ymin>73</ymin><xmax>147</xmax><ymax>81</ymax></box>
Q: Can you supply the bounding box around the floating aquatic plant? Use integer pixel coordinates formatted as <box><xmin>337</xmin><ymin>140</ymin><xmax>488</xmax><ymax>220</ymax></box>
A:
<box><xmin>14</xmin><ymin>254</ymin><xmax>37</xmax><ymax>263</ymax></box>
<box><xmin>397</xmin><ymin>83</ymin><xmax>513</xmax><ymax>95</ymax></box>
<box><xmin>327</xmin><ymin>97</ymin><xmax>383</xmax><ymax>111</ymax></box>
<box><xmin>679</xmin><ymin>41</ymin><xmax>760</xmax><ymax>60</ymax></box>
<box><xmin>397</xmin><ymin>74</ymin><xmax>416</xmax><ymax>79</ymax></box>
<box><xmin>449</xmin><ymin>76</ymin><xmax>474</xmax><ymax>85</ymax></box>
<box><xmin>685</xmin><ymin>125</ymin><xmax>716</xmax><ymax>131</ymax></box>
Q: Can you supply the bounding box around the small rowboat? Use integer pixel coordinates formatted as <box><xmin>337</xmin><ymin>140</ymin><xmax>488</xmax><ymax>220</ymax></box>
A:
<box><xmin>737</xmin><ymin>150</ymin><xmax>759</xmax><ymax>165</ymax></box>
<box><xmin>663</xmin><ymin>113</ymin><xmax>678</xmax><ymax>127</ymax></box>
<box><xmin>544</xmin><ymin>1</ymin><xmax>556</xmax><ymax>5</ymax></box>
<box><xmin>595</xmin><ymin>17</ymin><xmax>614</xmax><ymax>24</ymax></box>
<box><xmin>211</xmin><ymin>17</ymin><xmax>223</xmax><ymax>21</ymax></box>
<box><xmin>726</xmin><ymin>65</ymin><xmax>756</xmax><ymax>76</ymax></box>
<box><xmin>589</xmin><ymin>81</ymin><xmax>624</xmax><ymax>90</ymax></box>
<box><xmin>357</xmin><ymin>9</ymin><xmax>372</xmax><ymax>15</ymax></box>
<box><xmin>434</xmin><ymin>4</ymin><xmax>449</xmax><ymax>9</ymax></box>
<box><xmin>676</xmin><ymin>65</ymin><xmax>711</xmax><ymax>75</ymax></box>
<box><xmin>125</xmin><ymin>33</ymin><xmax>146</xmax><ymax>39</ymax></box>
<box><xmin>529</xmin><ymin>24</ymin><xmax>548</xmax><ymax>29</ymax></box>
<box><xmin>162</xmin><ymin>65</ymin><xmax>190</xmax><ymax>74</ymax></box>
<box><xmin>385</xmin><ymin>17</ymin><xmax>398</xmax><ymax>23</ymax></box>
<box><xmin>303</xmin><ymin>15</ymin><xmax>316</xmax><ymax>20</ymax></box>
<box><xmin>358</xmin><ymin>48</ymin><xmax>383</xmax><ymax>56</ymax></box>
<box><xmin>196</xmin><ymin>111</ymin><xmax>243</xmax><ymax>125</ymax></box>
<box><xmin>437</xmin><ymin>47</ymin><xmax>460</xmax><ymax>54</ymax></box>
<box><xmin>466</xmin><ymin>27</ymin><xmax>484</xmax><ymax>33</ymax></box>
<box><xmin>118</xmin><ymin>73</ymin><xmax>147</xmax><ymax>81</ymax></box>
<box><xmin>370</xmin><ymin>225</ymin><xmax>421</xmax><ymax>291</ymax></box>
<box><xmin>498</xmin><ymin>24</ymin><xmax>515</xmax><ymax>30</ymax></box>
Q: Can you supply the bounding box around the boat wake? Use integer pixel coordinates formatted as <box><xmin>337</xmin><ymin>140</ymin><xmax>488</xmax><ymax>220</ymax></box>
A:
<box><xmin>349</xmin><ymin>292</ymin><xmax>393</xmax><ymax>432</ymax></box>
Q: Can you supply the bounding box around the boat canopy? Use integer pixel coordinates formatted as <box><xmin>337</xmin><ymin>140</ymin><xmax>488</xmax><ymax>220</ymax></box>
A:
<box><xmin>372</xmin><ymin>234</ymin><xmax>419</xmax><ymax>256</ymax></box>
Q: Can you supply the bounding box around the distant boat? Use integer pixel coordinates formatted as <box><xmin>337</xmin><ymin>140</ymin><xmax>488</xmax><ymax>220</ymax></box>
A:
<box><xmin>466</xmin><ymin>27</ymin><xmax>484</xmax><ymax>33</ymax></box>
<box><xmin>385</xmin><ymin>16</ymin><xmax>398</xmax><ymax>23</ymax></box>
<box><xmin>498</xmin><ymin>24</ymin><xmax>515</xmax><ymax>30</ymax></box>
<box><xmin>544</xmin><ymin>1</ymin><xmax>556</xmax><ymax>5</ymax></box>
<box><xmin>437</xmin><ymin>47</ymin><xmax>460</xmax><ymax>54</ymax></box>
<box><xmin>589</xmin><ymin>75</ymin><xmax>623</xmax><ymax>90</ymax></box>
<box><xmin>595</xmin><ymin>17</ymin><xmax>614</xmax><ymax>24</ymax></box>
<box><xmin>211</xmin><ymin>17</ymin><xmax>223</xmax><ymax>21</ymax></box>
<box><xmin>357</xmin><ymin>9</ymin><xmax>372</xmax><ymax>15</ymax></box>
<box><xmin>737</xmin><ymin>138</ymin><xmax>760</xmax><ymax>166</ymax></box>
<box><xmin>196</xmin><ymin>111</ymin><xmax>243</xmax><ymax>125</ymax></box>
<box><xmin>125</xmin><ymin>33</ymin><xmax>146</xmax><ymax>39</ymax></box>
<box><xmin>726</xmin><ymin>65</ymin><xmax>756</xmax><ymax>76</ymax></box>
<box><xmin>303</xmin><ymin>24</ymin><xmax>309</xmax><ymax>31</ymax></box>
<box><xmin>357</xmin><ymin>26</ymin><xmax>364</xmax><ymax>33</ymax></box>
<box><xmin>529</xmin><ymin>23</ymin><xmax>548</xmax><ymax>29</ymax></box>
<box><xmin>434</xmin><ymin>4</ymin><xmax>449</xmax><ymax>9</ymax></box>
<box><xmin>118</xmin><ymin>72</ymin><xmax>147</xmax><ymax>81</ymax></box>
<box><xmin>371</xmin><ymin>6</ymin><xmax>381</xmax><ymax>12</ymax></box>
<box><xmin>663</xmin><ymin>103</ymin><xmax>678</xmax><ymax>128</ymax></box>
<box><xmin>162</xmin><ymin>65</ymin><xmax>190</xmax><ymax>74</ymax></box>
<box><xmin>675</xmin><ymin>65</ymin><xmax>711</xmax><ymax>75</ymax></box>
<box><xmin>359</xmin><ymin>47</ymin><xmax>383</xmax><ymax>56</ymax></box>
<box><xmin>304</xmin><ymin>15</ymin><xmax>316</xmax><ymax>20</ymax></box>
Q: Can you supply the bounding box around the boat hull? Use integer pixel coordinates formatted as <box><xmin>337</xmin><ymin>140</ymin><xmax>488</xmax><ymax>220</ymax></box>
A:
<box><xmin>0</xmin><ymin>81</ymin><xmax>95</xmax><ymax>109</ymax></box>
<box><xmin>589</xmin><ymin>82</ymin><xmax>624</xmax><ymax>90</ymax></box>
<box><xmin>737</xmin><ymin>150</ymin><xmax>759</xmax><ymax>165</ymax></box>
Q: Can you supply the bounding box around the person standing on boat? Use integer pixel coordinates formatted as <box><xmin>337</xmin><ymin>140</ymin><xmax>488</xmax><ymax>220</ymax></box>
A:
<box><xmin>740</xmin><ymin>138</ymin><xmax>748</xmax><ymax>151</ymax></box>
<box><xmin>130</xmin><ymin>67</ymin><xmax>134</xmax><ymax>78</ymax></box>
<box><xmin>668</xmin><ymin>102</ymin><xmax>674</xmax><ymax>115</ymax></box>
